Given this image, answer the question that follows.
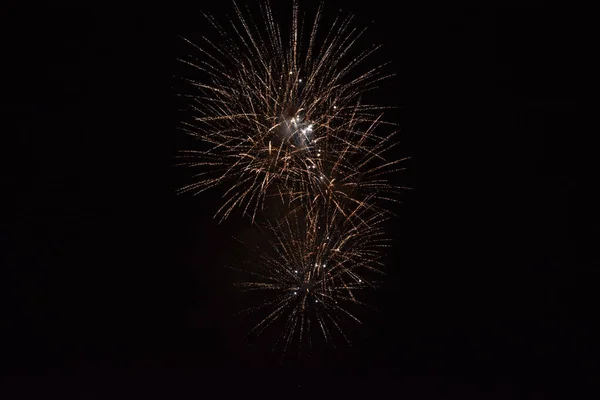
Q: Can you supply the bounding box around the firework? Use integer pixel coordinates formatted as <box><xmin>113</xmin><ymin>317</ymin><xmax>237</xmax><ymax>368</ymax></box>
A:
<box><xmin>176</xmin><ymin>0</ymin><xmax>406</xmax><ymax>222</ymax></box>
<box><xmin>233</xmin><ymin>202</ymin><xmax>389</xmax><ymax>353</ymax></box>
<box><xmin>175</xmin><ymin>0</ymin><xmax>408</xmax><ymax>355</ymax></box>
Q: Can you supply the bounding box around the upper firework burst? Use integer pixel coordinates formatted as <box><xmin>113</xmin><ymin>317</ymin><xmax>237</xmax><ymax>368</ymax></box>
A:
<box><xmin>176</xmin><ymin>0</ymin><xmax>403</xmax><ymax>222</ymax></box>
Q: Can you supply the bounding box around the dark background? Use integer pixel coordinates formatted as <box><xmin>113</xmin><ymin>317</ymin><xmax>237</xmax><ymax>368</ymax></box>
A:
<box><xmin>1</xmin><ymin>2</ymin><xmax>595</xmax><ymax>398</ymax></box>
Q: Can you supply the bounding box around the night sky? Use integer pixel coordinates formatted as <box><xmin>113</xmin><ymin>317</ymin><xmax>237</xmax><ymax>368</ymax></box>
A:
<box><xmin>1</xmin><ymin>3</ymin><xmax>596</xmax><ymax>399</ymax></box>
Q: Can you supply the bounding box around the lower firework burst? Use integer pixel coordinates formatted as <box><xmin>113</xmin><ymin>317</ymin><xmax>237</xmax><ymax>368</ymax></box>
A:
<box><xmin>234</xmin><ymin>203</ymin><xmax>389</xmax><ymax>354</ymax></box>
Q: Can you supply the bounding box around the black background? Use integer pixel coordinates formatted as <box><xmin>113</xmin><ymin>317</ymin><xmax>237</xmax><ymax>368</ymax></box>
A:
<box><xmin>1</xmin><ymin>2</ymin><xmax>595</xmax><ymax>398</ymax></box>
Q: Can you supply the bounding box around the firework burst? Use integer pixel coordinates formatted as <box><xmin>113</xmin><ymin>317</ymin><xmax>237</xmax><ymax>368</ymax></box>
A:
<box><xmin>176</xmin><ymin>0</ymin><xmax>406</xmax><ymax>222</ymax></box>
<box><xmin>233</xmin><ymin>202</ymin><xmax>389</xmax><ymax>353</ymax></box>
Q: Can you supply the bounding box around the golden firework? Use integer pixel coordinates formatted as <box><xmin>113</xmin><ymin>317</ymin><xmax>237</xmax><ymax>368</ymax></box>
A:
<box><xmin>176</xmin><ymin>0</ymin><xmax>407</xmax><ymax>223</ymax></box>
<box><xmin>234</xmin><ymin>202</ymin><xmax>389</xmax><ymax>353</ymax></box>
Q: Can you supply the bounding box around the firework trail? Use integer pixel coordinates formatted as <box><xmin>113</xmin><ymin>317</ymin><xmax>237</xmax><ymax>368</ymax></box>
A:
<box><xmin>176</xmin><ymin>0</ymin><xmax>407</xmax><ymax>223</ymax></box>
<box><xmin>233</xmin><ymin>202</ymin><xmax>390</xmax><ymax>353</ymax></box>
